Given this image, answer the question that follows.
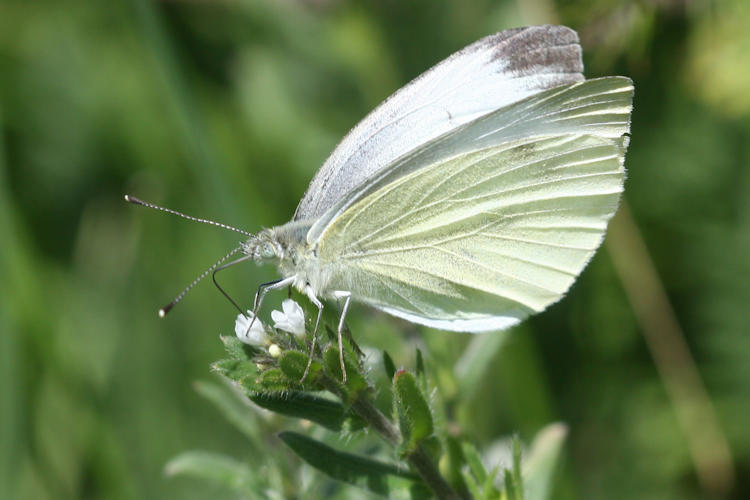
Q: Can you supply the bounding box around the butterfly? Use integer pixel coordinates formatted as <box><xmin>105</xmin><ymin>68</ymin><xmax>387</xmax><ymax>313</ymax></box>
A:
<box><xmin>128</xmin><ymin>25</ymin><xmax>632</xmax><ymax>377</ymax></box>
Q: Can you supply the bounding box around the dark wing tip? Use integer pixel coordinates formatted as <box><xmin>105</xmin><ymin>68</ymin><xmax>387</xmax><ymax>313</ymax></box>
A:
<box><xmin>480</xmin><ymin>25</ymin><xmax>583</xmax><ymax>77</ymax></box>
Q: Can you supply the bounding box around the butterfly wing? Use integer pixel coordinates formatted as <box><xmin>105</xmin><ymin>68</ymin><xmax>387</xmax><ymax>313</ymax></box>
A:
<box><xmin>311</xmin><ymin>78</ymin><xmax>633</xmax><ymax>332</ymax></box>
<box><xmin>294</xmin><ymin>25</ymin><xmax>585</xmax><ymax>221</ymax></box>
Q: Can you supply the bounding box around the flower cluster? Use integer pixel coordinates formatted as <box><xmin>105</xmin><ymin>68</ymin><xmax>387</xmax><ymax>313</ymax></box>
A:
<box><xmin>234</xmin><ymin>298</ymin><xmax>306</xmax><ymax>346</ymax></box>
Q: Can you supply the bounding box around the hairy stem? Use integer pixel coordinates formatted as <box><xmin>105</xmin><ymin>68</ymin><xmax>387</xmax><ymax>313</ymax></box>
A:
<box><xmin>408</xmin><ymin>445</ymin><xmax>461</xmax><ymax>500</ymax></box>
<box><xmin>343</xmin><ymin>383</ymin><xmax>460</xmax><ymax>500</ymax></box>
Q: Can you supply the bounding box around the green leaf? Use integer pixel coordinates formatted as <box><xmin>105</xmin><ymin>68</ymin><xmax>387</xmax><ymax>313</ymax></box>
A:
<box><xmin>504</xmin><ymin>468</ymin><xmax>520</xmax><ymax>500</ymax></box>
<box><xmin>502</xmin><ymin>436</ymin><xmax>524</xmax><ymax>500</ymax></box>
<box><xmin>460</xmin><ymin>454</ymin><xmax>501</xmax><ymax>500</ymax></box>
<box><xmin>421</xmin><ymin>435</ymin><xmax>442</xmax><ymax>461</ymax></box>
<box><xmin>462</xmin><ymin>468</ymin><xmax>482</xmax><ymax>500</ymax></box>
<box><xmin>393</xmin><ymin>370</ymin><xmax>433</xmax><ymax>454</ymax></box>
<box><xmin>256</xmin><ymin>368</ymin><xmax>291</xmax><ymax>392</ymax></box>
<box><xmin>249</xmin><ymin>391</ymin><xmax>347</xmax><ymax>431</ymax></box>
<box><xmin>194</xmin><ymin>380</ymin><xmax>261</xmax><ymax>442</ymax></box>
<box><xmin>483</xmin><ymin>466</ymin><xmax>501</xmax><ymax>500</ymax></box>
<box><xmin>522</xmin><ymin>423</ymin><xmax>567</xmax><ymax>500</ymax></box>
<box><xmin>278</xmin><ymin>350</ymin><xmax>322</xmax><ymax>385</ymax></box>
<box><xmin>444</xmin><ymin>435</ymin><xmax>470</xmax><ymax>497</ymax></box>
<box><xmin>382</xmin><ymin>350</ymin><xmax>396</xmax><ymax>380</ymax></box>
<box><xmin>220</xmin><ymin>335</ymin><xmax>262</xmax><ymax>361</ymax></box>
<box><xmin>512</xmin><ymin>435</ymin><xmax>523</xmax><ymax>499</ymax></box>
<box><xmin>415</xmin><ymin>349</ymin><xmax>425</xmax><ymax>376</ymax></box>
<box><xmin>279</xmin><ymin>431</ymin><xmax>418</xmax><ymax>497</ymax></box>
<box><xmin>324</xmin><ymin>346</ymin><xmax>368</xmax><ymax>400</ymax></box>
<box><xmin>211</xmin><ymin>358</ymin><xmax>259</xmax><ymax>383</ymax></box>
<box><xmin>165</xmin><ymin>450</ymin><xmax>260</xmax><ymax>496</ymax></box>
<box><xmin>462</xmin><ymin>442</ymin><xmax>488</xmax><ymax>485</ymax></box>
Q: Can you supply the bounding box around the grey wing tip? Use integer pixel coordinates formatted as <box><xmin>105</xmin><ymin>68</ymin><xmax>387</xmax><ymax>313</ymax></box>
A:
<box><xmin>484</xmin><ymin>25</ymin><xmax>580</xmax><ymax>45</ymax></box>
<box><xmin>480</xmin><ymin>25</ymin><xmax>583</xmax><ymax>77</ymax></box>
<box><xmin>526</xmin><ymin>24</ymin><xmax>580</xmax><ymax>42</ymax></box>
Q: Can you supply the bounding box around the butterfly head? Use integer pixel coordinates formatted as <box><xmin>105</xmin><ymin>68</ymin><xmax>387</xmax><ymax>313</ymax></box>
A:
<box><xmin>243</xmin><ymin>229</ymin><xmax>284</xmax><ymax>263</ymax></box>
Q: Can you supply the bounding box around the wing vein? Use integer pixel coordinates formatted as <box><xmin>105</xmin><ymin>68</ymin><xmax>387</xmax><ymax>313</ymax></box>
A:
<box><xmin>361</xmin><ymin>259</ymin><xmax>534</xmax><ymax>308</ymax></box>
<box><xmin>340</xmin><ymin>203</ymin><xmax>612</xmax><ymax>259</ymax></box>
<box><xmin>352</xmin><ymin>141</ymin><xmax>618</xmax><ymax>248</ymax></box>
<box><xmin>366</xmin><ymin>272</ymin><xmax>432</xmax><ymax>316</ymax></box>
<box><xmin>434</xmin><ymin>246</ymin><xmax>562</xmax><ymax>295</ymax></box>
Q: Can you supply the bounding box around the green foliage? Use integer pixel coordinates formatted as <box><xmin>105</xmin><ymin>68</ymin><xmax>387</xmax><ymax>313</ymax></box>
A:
<box><xmin>394</xmin><ymin>369</ymin><xmax>434</xmax><ymax>455</ymax></box>
<box><xmin>383</xmin><ymin>350</ymin><xmax>397</xmax><ymax>380</ymax></box>
<box><xmin>192</xmin><ymin>380</ymin><xmax>261</xmax><ymax>442</ymax></box>
<box><xmin>211</xmin><ymin>358</ymin><xmax>258</xmax><ymax>383</ymax></box>
<box><xmin>256</xmin><ymin>368</ymin><xmax>290</xmax><ymax>392</ymax></box>
<box><xmin>164</xmin><ymin>452</ymin><xmax>260</xmax><ymax>495</ymax></box>
<box><xmin>503</xmin><ymin>437</ymin><xmax>524</xmax><ymax>500</ymax></box>
<box><xmin>178</xmin><ymin>322</ymin><xmax>559</xmax><ymax>500</ymax></box>
<box><xmin>209</xmin><ymin>324</ymin><xmax>442</xmax><ymax>496</ymax></box>
<box><xmin>176</xmin><ymin>322</ymin><xmax>566</xmax><ymax>499</ymax></box>
<box><xmin>462</xmin><ymin>442</ymin><xmax>501</xmax><ymax>499</ymax></box>
<box><xmin>323</xmin><ymin>346</ymin><xmax>370</xmax><ymax>402</ymax></box>
<box><xmin>2</xmin><ymin>1</ymin><xmax>749</xmax><ymax>499</ymax></box>
<box><xmin>278</xmin><ymin>431</ymin><xmax>417</xmax><ymax>497</ymax></box>
<box><xmin>277</xmin><ymin>349</ymin><xmax>319</xmax><ymax>384</ymax></box>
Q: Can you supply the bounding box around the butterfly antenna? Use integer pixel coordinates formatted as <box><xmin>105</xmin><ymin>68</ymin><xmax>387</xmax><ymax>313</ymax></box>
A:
<box><xmin>124</xmin><ymin>195</ymin><xmax>253</xmax><ymax>237</ymax></box>
<box><xmin>158</xmin><ymin>245</ymin><xmax>245</xmax><ymax>318</ymax></box>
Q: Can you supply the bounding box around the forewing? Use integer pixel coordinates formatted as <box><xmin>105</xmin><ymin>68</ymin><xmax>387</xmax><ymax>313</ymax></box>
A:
<box><xmin>294</xmin><ymin>25</ymin><xmax>584</xmax><ymax>220</ymax></box>
<box><xmin>310</xmin><ymin>76</ymin><xmax>633</xmax><ymax>243</ymax></box>
<box><xmin>316</xmin><ymin>134</ymin><xmax>627</xmax><ymax>332</ymax></box>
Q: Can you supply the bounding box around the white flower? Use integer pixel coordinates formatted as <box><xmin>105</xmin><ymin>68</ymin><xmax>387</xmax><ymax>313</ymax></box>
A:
<box><xmin>235</xmin><ymin>311</ymin><xmax>268</xmax><ymax>346</ymax></box>
<box><xmin>271</xmin><ymin>299</ymin><xmax>305</xmax><ymax>337</ymax></box>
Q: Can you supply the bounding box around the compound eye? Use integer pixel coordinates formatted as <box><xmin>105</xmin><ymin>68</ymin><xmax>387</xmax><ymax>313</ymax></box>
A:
<box><xmin>260</xmin><ymin>243</ymin><xmax>275</xmax><ymax>259</ymax></box>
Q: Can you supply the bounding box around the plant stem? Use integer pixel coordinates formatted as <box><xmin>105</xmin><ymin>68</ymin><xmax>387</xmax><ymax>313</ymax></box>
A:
<box><xmin>350</xmin><ymin>395</ymin><xmax>400</xmax><ymax>445</ymax></box>
<box><xmin>317</xmin><ymin>354</ymin><xmax>460</xmax><ymax>499</ymax></box>
<box><xmin>408</xmin><ymin>445</ymin><xmax>461</xmax><ymax>500</ymax></box>
<box><xmin>347</xmin><ymin>387</ymin><xmax>460</xmax><ymax>500</ymax></box>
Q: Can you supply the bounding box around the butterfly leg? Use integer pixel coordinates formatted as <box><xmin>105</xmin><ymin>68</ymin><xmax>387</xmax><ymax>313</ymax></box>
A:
<box><xmin>333</xmin><ymin>291</ymin><xmax>352</xmax><ymax>383</ymax></box>
<box><xmin>300</xmin><ymin>285</ymin><xmax>323</xmax><ymax>383</ymax></box>
<box><xmin>246</xmin><ymin>276</ymin><xmax>295</xmax><ymax>336</ymax></box>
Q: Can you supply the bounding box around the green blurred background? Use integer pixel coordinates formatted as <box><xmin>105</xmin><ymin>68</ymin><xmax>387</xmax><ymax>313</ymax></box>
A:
<box><xmin>1</xmin><ymin>0</ymin><xmax>748</xmax><ymax>498</ymax></box>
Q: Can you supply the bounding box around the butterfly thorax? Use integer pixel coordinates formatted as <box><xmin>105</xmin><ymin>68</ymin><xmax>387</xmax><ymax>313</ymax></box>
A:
<box><xmin>243</xmin><ymin>221</ymin><xmax>331</xmax><ymax>296</ymax></box>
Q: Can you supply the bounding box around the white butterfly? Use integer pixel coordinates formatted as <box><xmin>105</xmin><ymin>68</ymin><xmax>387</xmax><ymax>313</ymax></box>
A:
<box><xmin>129</xmin><ymin>25</ymin><xmax>632</xmax><ymax>371</ymax></box>
<box><xmin>247</xmin><ymin>25</ymin><xmax>632</xmax><ymax>329</ymax></box>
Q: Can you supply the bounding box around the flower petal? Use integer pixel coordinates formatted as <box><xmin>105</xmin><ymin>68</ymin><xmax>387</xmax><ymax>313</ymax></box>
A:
<box><xmin>235</xmin><ymin>311</ymin><xmax>268</xmax><ymax>346</ymax></box>
<box><xmin>271</xmin><ymin>309</ymin><xmax>285</xmax><ymax>324</ymax></box>
<box><xmin>272</xmin><ymin>299</ymin><xmax>305</xmax><ymax>337</ymax></box>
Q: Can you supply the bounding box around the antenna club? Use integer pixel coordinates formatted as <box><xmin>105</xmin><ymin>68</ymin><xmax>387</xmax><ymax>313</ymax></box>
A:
<box><xmin>124</xmin><ymin>195</ymin><xmax>146</xmax><ymax>206</ymax></box>
<box><xmin>160</xmin><ymin>302</ymin><xmax>176</xmax><ymax>317</ymax></box>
